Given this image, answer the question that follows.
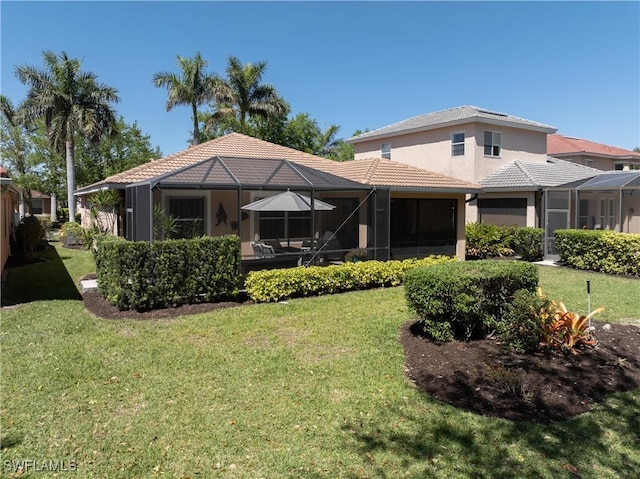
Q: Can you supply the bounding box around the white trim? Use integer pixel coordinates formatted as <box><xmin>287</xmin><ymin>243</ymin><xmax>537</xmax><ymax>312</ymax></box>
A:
<box><xmin>450</xmin><ymin>130</ymin><xmax>465</xmax><ymax>157</ymax></box>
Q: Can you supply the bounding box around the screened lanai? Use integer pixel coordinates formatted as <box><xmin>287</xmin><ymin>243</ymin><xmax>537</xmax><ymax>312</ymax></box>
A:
<box><xmin>124</xmin><ymin>155</ymin><xmax>385</xmax><ymax>264</ymax></box>
<box><xmin>543</xmin><ymin>171</ymin><xmax>640</xmax><ymax>259</ymax></box>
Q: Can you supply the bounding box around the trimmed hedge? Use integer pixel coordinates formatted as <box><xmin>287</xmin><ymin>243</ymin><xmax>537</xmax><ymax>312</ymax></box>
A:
<box><xmin>404</xmin><ymin>260</ymin><xmax>539</xmax><ymax>342</ymax></box>
<box><xmin>555</xmin><ymin>229</ymin><xmax>640</xmax><ymax>276</ymax></box>
<box><xmin>95</xmin><ymin>236</ymin><xmax>241</xmax><ymax>311</ymax></box>
<box><xmin>245</xmin><ymin>255</ymin><xmax>457</xmax><ymax>303</ymax></box>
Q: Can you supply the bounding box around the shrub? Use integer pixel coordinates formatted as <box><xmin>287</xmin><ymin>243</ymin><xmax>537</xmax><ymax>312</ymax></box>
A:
<box><xmin>245</xmin><ymin>255</ymin><xmax>456</xmax><ymax>303</ymax></box>
<box><xmin>513</xmin><ymin>227</ymin><xmax>544</xmax><ymax>262</ymax></box>
<box><xmin>404</xmin><ymin>260</ymin><xmax>538</xmax><ymax>342</ymax></box>
<box><xmin>96</xmin><ymin>235</ymin><xmax>241</xmax><ymax>311</ymax></box>
<box><xmin>555</xmin><ymin>229</ymin><xmax>640</xmax><ymax>276</ymax></box>
<box><xmin>58</xmin><ymin>222</ymin><xmax>85</xmax><ymax>246</ymax></box>
<box><xmin>465</xmin><ymin>222</ymin><xmax>515</xmax><ymax>258</ymax></box>
<box><xmin>344</xmin><ymin>248</ymin><xmax>369</xmax><ymax>262</ymax></box>
<box><xmin>15</xmin><ymin>216</ymin><xmax>46</xmax><ymax>259</ymax></box>
<box><xmin>37</xmin><ymin>216</ymin><xmax>53</xmax><ymax>234</ymax></box>
<box><xmin>498</xmin><ymin>289</ymin><xmax>550</xmax><ymax>353</ymax></box>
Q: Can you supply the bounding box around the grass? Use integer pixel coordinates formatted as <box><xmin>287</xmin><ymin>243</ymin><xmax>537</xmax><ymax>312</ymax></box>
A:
<box><xmin>1</xmin><ymin>243</ymin><xmax>639</xmax><ymax>478</ymax></box>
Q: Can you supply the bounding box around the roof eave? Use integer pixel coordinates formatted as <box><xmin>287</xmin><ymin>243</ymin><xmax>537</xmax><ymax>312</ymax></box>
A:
<box><xmin>74</xmin><ymin>182</ymin><xmax>127</xmax><ymax>196</ymax></box>
<box><xmin>347</xmin><ymin>118</ymin><xmax>556</xmax><ymax>144</ymax></box>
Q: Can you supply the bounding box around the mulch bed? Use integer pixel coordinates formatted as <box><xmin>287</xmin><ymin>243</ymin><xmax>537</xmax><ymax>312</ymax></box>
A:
<box><xmin>81</xmin><ymin>287</ymin><xmax>640</xmax><ymax>424</ymax></box>
<box><xmin>82</xmin><ymin>289</ymin><xmax>248</xmax><ymax>320</ymax></box>
<box><xmin>401</xmin><ymin>320</ymin><xmax>640</xmax><ymax>423</ymax></box>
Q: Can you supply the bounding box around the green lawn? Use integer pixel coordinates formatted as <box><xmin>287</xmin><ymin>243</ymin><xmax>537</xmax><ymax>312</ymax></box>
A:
<box><xmin>1</xmin><ymin>244</ymin><xmax>638</xmax><ymax>478</ymax></box>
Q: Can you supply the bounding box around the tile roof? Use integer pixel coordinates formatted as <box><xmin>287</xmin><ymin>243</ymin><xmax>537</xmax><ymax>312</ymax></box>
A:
<box><xmin>547</xmin><ymin>134</ymin><xmax>640</xmax><ymax>159</ymax></box>
<box><xmin>95</xmin><ymin>133</ymin><xmax>338</xmax><ymax>186</ymax></box>
<box><xmin>481</xmin><ymin>158</ymin><xmax>600</xmax><ymax>190</ymax></box>
<box><xmin>151</xmin><ymin>156</ymin><xmax>367</xmax><ymax>190</ymax></box>
<box><xmin>333</xmin><ymin>158</ymin><xmax>481</xmax><ymax>192</ymax></box>
<box><xmin>347</xmin><ymin>105</ymin><xmax>557</xmax><ymax>143</ymax></box>
<box><xmin>77</xmin><ymin>132</ymin><xmax>480</xmax><ymax>194</ymax></box>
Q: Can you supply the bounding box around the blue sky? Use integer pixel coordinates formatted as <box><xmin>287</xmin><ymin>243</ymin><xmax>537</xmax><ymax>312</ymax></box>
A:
<box><xmin>1</xmin><ymin>1</ymin><xmax>639</xmax><ymax>157</ymax></box>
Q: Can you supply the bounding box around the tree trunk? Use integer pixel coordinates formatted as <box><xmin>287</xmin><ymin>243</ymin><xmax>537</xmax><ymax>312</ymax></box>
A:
<box><xmin>66</xmin><ymin>139</ymin><xmax>76</xmax><ymax>222</ymax></box>
<box><xmin>192</xmin><ymin>104</ymin><xmax>200</xmax><ymax>145</ymax></box>
<box><xmin>50</xmin><ymin>194</ymin><xmax>57</xmax><ymax>222</ymax></box>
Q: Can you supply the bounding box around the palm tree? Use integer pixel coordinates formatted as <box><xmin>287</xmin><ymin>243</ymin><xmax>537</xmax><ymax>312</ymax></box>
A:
<box><xmin>318</xmin><ymin>124</ymin><xmax>341</xmax><ymax>158</ymax></box>
<box><xmin>153</xmin><ymin>52</ymin><xmax>220</xmax><ymax>146</ymax></box>
<box><xmin>15</xmin><ymin>50</ymin><xmax>119</xmax><ymax>222</ymax></box>
<box><xmin>209</xmin><ymin>56</ymin><xmax>286</xmax><ymax>134</ymax></box>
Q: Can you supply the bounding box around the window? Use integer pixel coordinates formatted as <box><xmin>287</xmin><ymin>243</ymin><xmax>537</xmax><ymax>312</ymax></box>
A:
<box><xmin>259</xmin><ymin>210</ymin><xmax>310</xmax><ymax>240</ymax></box>
<box><xmin>31</xmin><ymin>199</ymin><xmax>44</xmax><ymax>215</ymax></box>
<box><xmin>614</xmin><ymin>164</ymin><xmax>624</xmax><ymax>171</ymax></box>
<box><xmin>451</xmin><ymin>132</ymin><xmax>465</xmax><ymax>156</ymax></box>
<box><xmin>630</xmin><ymin>164</ymin><xmax>640</xmax><ymax>170</ymax></box>
<box><xmin>381</xmin><ymin>143</ymin><xmax>391</xmax><ymax>159</ymax></box>
<box><xmin>483</xmin><ymin>130</ymin><xmax>502</xmax><ymax>157</ymax></box>
<box><xmin>584</xmin><ymin>159</ymin><xmax>593</xmax><ymax>168</ymax></box>
<box><xmin>168</xmin><ymin>197</ymin><xmax>205</xmax><ymax>238</ymax></box>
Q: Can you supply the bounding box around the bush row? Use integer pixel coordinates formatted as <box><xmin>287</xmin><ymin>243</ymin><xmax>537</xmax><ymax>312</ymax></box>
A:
<box><xmin>555</xmin><ymin>229</ymin><xmax>640</xmax><ymax>276</ymax></box>
<box><xmin>404</xmin><ymin>260</ymin><xmax>539</xmax><ymax>342</ymax></box>
<box><xmin>245</xmin><ymin>255</ymin><xmax>457</xmax><ymax>303</ymax></box>
<box><xmin>465</xmin><ymin>222</ymin><xmax>543</xmax><ymax>262</ymax></box>
<box><xmin>95</xmin><ymin>236</ymin><xmax>241</xmax><ymax>311</ymax></box>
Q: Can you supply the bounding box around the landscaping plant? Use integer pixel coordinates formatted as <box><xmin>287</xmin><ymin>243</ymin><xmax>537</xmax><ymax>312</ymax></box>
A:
<box><xmin>536</xmin><ymin>287</ymin><xmax>604</xmax><ymax>354</ymax></box>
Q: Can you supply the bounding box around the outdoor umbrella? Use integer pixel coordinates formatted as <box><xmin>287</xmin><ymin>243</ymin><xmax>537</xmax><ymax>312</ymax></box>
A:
<box><xmin>241</xmin><ymin>189</ymin><xmax>335</xmax><ymax>212</ymax></box>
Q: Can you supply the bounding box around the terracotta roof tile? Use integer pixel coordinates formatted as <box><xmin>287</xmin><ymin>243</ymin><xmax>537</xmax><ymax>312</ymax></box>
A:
<box><xmin>548</xmin><ymin>134</ymin><xmax>640</xmax><ymax>159</ymax></box>
<box><xmin>334</xmin><ymin>158</ymin><xmax>481</xmax><ymax>192</ymax></box>
<box><xmin>79</xmin><ymin>133</ymin><xmax>479</xmax><ymax>193</ymax></box>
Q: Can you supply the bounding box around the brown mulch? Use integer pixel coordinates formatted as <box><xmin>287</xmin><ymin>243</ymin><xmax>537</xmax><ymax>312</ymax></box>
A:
<box><xmin>82</xmin><ymin>290</ymin><xmax>248</xmax><ymax>319</ymax></box>
<box><xmin>81</xmin><ymin>285</ymin><xmax>640</xmax><ymax>424</ymax></box>
<box><xmin>401</xmin><ymin>320</ymin><xmax>640</xmax><ymax>423</ymax></box>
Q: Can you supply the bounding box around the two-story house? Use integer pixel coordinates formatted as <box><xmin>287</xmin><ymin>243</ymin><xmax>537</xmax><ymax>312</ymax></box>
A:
<box><xmin>347</xmin><ymin>105</ymin><xmax>561</xmax><ymax>227</ymax></box>
<box><xmin>547</xmin><ymin>134</ymin><xmax>640</xmax><ymax>171</ymax></box>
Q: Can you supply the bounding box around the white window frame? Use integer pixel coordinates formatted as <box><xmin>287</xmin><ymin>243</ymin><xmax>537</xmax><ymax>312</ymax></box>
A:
<box><xmin>451</xmin><ymin>131</ymin><xmax>465</xmax><ymax>157</ymax></box>
<box><xmin>381</xmin><ymin>143</ymin><xmax>391</xmax><ymax>159</ymax></box>
<box><xmin>483</xmin><ymin>130</ymin><xmax>502</xmax><ymax>157</ymax></box>
<box><xmin>162</xmin><ymin>190</ymin><xmax>211</xmax><ymax>236</ymax></box>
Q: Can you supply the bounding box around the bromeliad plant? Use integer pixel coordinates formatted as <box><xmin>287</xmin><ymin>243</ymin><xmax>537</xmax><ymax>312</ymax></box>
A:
<box><xmin>537</xmin><ymin>288</ymin><xmax>604</xmax><ymax>354</ymax></box>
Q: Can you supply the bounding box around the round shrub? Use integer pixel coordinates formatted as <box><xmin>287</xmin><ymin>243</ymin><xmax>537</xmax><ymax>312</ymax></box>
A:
<box><xmin>405</xmin><ymin>260</ymin><xmax>538</xmax><ymax>342</ymax></box>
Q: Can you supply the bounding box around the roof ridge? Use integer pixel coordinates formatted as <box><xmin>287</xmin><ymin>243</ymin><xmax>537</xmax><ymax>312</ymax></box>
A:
<box><xmin>513</xmin><ymin>160</ymin><xmax>539</xmax><ymax>184</ymax></box>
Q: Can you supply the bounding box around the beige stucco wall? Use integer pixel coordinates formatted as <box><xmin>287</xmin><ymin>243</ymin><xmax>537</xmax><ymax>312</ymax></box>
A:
<box><xmin>622</xmin><ymin>193</ymin><xmax>640</xmax><ymax>233</ymax></box>
<box><xmin>554</xmin><ymin>154</ymin><xmax>614</xmax><ymax>171</ymax></box>
<box><xmin>353</xmin><ymin>122</ymin><xmax>548</xmax><ymax>183</ymax></box>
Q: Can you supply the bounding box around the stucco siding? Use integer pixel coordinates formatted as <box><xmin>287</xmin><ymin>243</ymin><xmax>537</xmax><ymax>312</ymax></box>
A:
<box><xmin>354</xmin><ymin>121</ymin><xmax>548</xmax><ymax>184</ymax></box>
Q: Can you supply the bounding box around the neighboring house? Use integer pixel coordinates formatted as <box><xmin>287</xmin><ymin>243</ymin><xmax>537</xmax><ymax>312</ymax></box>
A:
<box><xmin>348</xmin><ymin>105</ymin><xmax>557</xmax><ymax>184</ymax></box>
<box><xmin>75</xmin><ymin>133</ymin><xmax>480</xmax><ymax>261</ymax></box>
<box><xmin>346</xmin><ymin>105</ymin><xmax>557</xmax><ymax>225</ymax></box>
<box><xmin>479</xmin><ymin>158</ymin><xmax>601</xmax><ymax>227</ymax></box>
<box><xmin>24</xmin><ymin>190</ymin><xmax>53</xmax><ymax>217</ymax></box>
<box><xmin>548</xmin><ymin>134</ymin><xmax>640</xmax><ymax>171</ymax></box>
<box><xmin>0</xmin><ymin>167</ymin><xmax>20</xmax><ymax>273</ymax></box>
